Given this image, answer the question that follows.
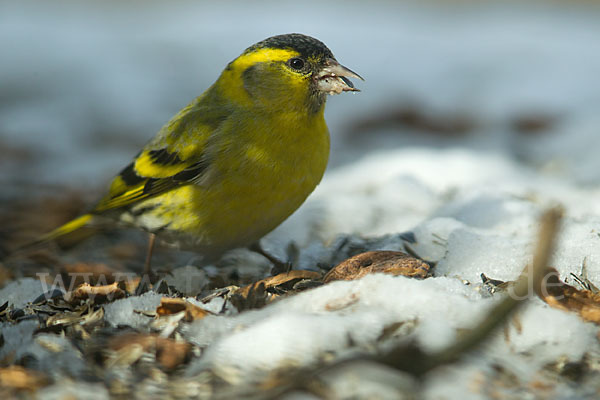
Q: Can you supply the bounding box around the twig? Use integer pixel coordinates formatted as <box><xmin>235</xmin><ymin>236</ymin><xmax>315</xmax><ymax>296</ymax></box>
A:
<box><xmin>380</xmin><ymin>206</ymin><xmax>563</xmax><ymax>375</ymax></box>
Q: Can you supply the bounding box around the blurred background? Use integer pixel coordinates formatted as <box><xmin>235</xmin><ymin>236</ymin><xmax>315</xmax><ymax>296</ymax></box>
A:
<box><xmin>1</xmin><ymin>0</ymin><xmax>600</xmax><ymax>242</ymax></box>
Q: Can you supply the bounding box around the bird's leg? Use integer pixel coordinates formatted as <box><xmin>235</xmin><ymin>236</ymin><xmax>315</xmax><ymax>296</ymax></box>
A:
<box><xmin>249</xmin><ymin>242</ymin><xmax>291</xmax><ymax>275</ymax></box>
<box><xmin>143</xmin><ymin>233</ymin><xmax>156</xmax><ymax>277</ymax></box>
<box><xmin>136</xmin><ymin>233</ymin><xmax>157</xmax><ymax>295</ymax></box>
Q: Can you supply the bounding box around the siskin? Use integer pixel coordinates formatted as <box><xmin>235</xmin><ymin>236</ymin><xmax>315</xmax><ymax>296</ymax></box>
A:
<box><xmin>28</xmin><ymin>33</ymin><xmax>362</xmax><ymax>272</ymax></box>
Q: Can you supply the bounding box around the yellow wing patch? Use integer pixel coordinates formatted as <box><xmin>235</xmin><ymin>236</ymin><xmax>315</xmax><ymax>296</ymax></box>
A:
<box><xmin>134</xmin><ymin>150</ymin><xmax>186</xmax><ymax>178</ymax></box>
<box><xmin>94</xmin><ymin>182</ymin><xmax>148</xmax><ymax>212</ymax></box>
<box><xmin>91</xmin><ymin>83</ymin><xmax>221</xmax><ymax>214</ymax></box>
<box><xmin>93</xmin><ymin>149</ymin><xmax>209</xmax><ymax>214</ymax></box>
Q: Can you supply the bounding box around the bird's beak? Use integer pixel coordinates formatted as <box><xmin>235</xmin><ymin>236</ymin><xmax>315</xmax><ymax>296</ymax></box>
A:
<box><xmin>316</xmin><ymin>58</ymin><xmax>364</xmax><ymax>95</ymax></box>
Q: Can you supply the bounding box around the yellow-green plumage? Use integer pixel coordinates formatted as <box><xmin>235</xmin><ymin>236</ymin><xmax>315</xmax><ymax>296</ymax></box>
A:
<box><xmin>36</xmin><ymin>33</ymin><xmax>361</xmax><ymax>263</ymax></box>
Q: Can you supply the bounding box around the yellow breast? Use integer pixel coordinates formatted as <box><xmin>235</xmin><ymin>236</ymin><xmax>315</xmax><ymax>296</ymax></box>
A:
<box><xmin>129</xmin><ymin>107</ymin><xmax>330</xmax><ymax>257</ymax></box>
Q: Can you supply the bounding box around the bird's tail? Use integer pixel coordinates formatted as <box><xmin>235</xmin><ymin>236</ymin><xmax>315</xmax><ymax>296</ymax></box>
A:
<box><xmin>38</xmin><ymin>214</ymin><xmax>95</xmax><ymax>243</ymax></box>
<box><xmin>11</xmin><ymin>213</ymin><xmax>99</xmax><ymax>255</ymax></box>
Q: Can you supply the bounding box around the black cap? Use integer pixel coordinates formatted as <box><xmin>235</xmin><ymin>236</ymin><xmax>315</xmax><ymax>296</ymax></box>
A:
<box><xmin>245</xmin><ymin>33</ymin><xmax>335</xmax><ymax>60</ymax></box>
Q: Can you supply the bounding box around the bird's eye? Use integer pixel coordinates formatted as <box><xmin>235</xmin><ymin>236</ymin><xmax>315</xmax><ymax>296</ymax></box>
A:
<box><xmin>289</xmin><ymin>57</ymin><xmax>305</xmax><ymax>70</ymax></box>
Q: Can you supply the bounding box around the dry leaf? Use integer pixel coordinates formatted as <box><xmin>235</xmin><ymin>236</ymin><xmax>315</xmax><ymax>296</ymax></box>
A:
<box><xmin>66</xmin><ymin>282</ymin><xmax>126</xmax><ymax>303</ymax></box>
<box><xmin>108</xmin><ymin>332</ymin><xmax>191</xmax><ymax>370</ymax></box>
<box><xmin>231</xmin><ymin>281</ymin><xmax>269</xmax><ymax>311</ymax></box>
<box><xmin>0</xmin><ymin>366</ymin><xmax>49</xmax><ymax>391</ymax></box>
<box><xmin>323</xmin><ymin>251</ymin><xmax>429</xmax><ymax>283</ymax></box>
<box><xmin>45</xmin><ymin>305</ymin><xmax>104</xmax><ymax>328</ymax></box>
<box><xmin>539</xmin><ymin>268</ymin><xmax>600</xmax><ymax>324</ymax></box>
<box><xmin>231</xmin><ymin>270</ymin><xmax>322</xmax><ymax>311</ymax></box>
<box><xmin>61</xmin><ymin>262</ymin><xmax>144</xmax><ymax>295</ymax></box>
<box><xmin>236</xmin><ymin>270</ymin><xmax>322</xmax><ymax>298</ymax></box>
<box><xmin>156</xmin><ymin>339</ymin><xmax>192</xmax><ymax>370</ymax></box>
<box><xmin>156</xmin><ymin>297</ymin><xmax>211</xmax><ymax>321</ymax></box>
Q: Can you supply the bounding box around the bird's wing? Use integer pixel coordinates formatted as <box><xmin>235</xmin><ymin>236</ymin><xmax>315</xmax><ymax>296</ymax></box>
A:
<box><xmin>92</xmin><ymin>99</ymin><xmax>225</xmax><ymax>213</ymax></box>
<box><xmin>93</xmin><ymin>152</ymin><xmax>209</xmax><ymax>213</ymax></box>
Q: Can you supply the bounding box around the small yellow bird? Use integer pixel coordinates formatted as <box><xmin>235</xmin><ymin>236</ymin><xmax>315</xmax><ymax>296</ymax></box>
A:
<box><xmin>29</xmin><ymin>33</ymin><xmax>362</xmax><ymax>272</ymax></box>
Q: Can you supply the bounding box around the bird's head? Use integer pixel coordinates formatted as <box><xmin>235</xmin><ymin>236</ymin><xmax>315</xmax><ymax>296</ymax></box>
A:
<box><xmin>217</xmin><ymin>33</ymin><xmax>363</xmax><ymax>113</ymax></box>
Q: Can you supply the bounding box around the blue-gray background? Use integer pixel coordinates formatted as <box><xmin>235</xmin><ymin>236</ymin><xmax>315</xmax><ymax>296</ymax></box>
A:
<box><xmin>2</xmin><ymin>0</ymin><xmax>600</xmax><ymax>191</ymax></box>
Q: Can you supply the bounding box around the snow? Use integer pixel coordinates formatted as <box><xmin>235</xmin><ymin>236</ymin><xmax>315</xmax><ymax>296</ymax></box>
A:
<box><xmin>0</xmin><ymin>320</ymin><xmax>39</xmax><ymax>363</ymax></box>
<box><xmin>181</xmin><ymin>272</ymin><xmax>598</xmax><ymax>395</ymax></box>
<box><xmin>103</xmin><ymin>292</ymin><xmax>163</xmax><ymax>329</ymax></box>
<box><xmin>41</xmin><ymin>382</ymin><xmax>110</xmax><ymax>400</ymax></box>
<box><xmin>183</xmin><ymin>275</ymin><xmax>487</xmax><ymax>381</ymax></box>
<box><xmin>0</xmin><ymin>278</ymin><xmax>46</xmax><ymax>308</ymax></box>
<box><xmin>163</xmin><ymin>265</ymin><xmax>208</xmax><ymax>296</ymax></box>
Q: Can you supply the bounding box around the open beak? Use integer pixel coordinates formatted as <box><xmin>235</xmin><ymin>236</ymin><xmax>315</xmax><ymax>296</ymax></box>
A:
<box><xmin>316</xmin><ymin>58</ymin><xmax>364</xmax><ymax>95</ymax></box>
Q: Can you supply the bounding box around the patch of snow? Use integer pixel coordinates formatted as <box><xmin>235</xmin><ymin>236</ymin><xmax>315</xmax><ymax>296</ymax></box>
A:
<box><xmin>163</xmin><ymin>265</ymin><xmax>208</xmax><ymax>296</ymax></box>
<box><xmin>0</xmin><ymin>278</ymin><xmax>45</xmax><ymax>308</ymax></box>
<box><xmin>103</xmin><ymin>291</ymin><xmax>163</xmax><ymax>329</ymax></box>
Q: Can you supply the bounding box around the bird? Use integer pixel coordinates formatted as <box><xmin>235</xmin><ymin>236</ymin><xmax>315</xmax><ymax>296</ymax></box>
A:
<box><xmin>20</xmin><ymin>33</ymin><xmax>363</xmax><ymax>275</ymax></box>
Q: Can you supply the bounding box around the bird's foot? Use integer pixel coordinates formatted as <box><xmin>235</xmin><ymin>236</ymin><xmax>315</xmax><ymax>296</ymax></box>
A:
<box><xmin>248</xmin><ymin>242</ymin><xmax>292</xmax><ymax>276</ymax></box>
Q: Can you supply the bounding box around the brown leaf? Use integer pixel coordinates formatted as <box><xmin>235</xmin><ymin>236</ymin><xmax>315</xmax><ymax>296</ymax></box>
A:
<box><xmin>60</xmin><ymin>262</ymin><xmax>141</xmax><ymax>294</ymax></box>
<box><xmin>156</xmin><ymin>297</ymin><xmax>211</xmax><ymax>321</ymax></box>
<box><xmin>46</xmin><ymin>306</ymin><xmax>104</xmax><ymax>328</ymax></box>
<box><xmin>539</xmin><ymin>268</ymin><xmax>600</xmax><ymax>324</ymax></box>
<box><xmin>107</xmin><ymin>332</ymin><xmax>191</xmax><ymax>370</ymax></box>
<box><xmin>323</xmin><ymin>251</ymin><xmax>430</xmax><ymax>283</ymax></box>
<box><xmin>156</xmin><ymin>338</ymin><xmax>192</xmax><ymax>370</ymax></box>
<box><xmin>0</xmin><ymin>366</ymin><xmax>49</xmax><ymax>391</ymax></box>
<box><xmin>66</xmin><ymin>282</ymin><xmax>126</xmax><ymax>304</ymax></box>
<box><xmin>231</xmin><ymin>281</ymin><xmax>269</xmax><ymax>311</ymax></box>
<box><xmin>231</xmin><ymin>270</ymin><xmax>322</xmax><ymax>311</ymax></box>
<box><xmin>236</xmin><ymin>270</ymin><xmax>322</xmax><ymax>298</ymax></box>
